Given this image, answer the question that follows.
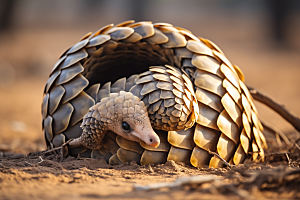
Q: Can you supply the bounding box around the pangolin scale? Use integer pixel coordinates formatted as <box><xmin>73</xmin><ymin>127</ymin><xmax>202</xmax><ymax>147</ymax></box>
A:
<box><xmin>42</xmin><ymin>20</ymin><xmax>267</xmax><ymax>168</ymax></box>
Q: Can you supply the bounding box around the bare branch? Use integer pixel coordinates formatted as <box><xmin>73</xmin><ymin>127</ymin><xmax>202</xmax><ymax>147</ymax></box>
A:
<box><xmin>37</xmin><ymin>156</ymin><xmax>44</xmax><ymax>164</ymax></box>
<box><xmin>285</xmin><ymin>153</ymin><xmax>292</xmax><ymax>167</ymax></box>
<box><xmin>261</xmin><ymin>121</ymin><xmax>291</xmax><ymax>146</ymax></box>
<box><xmin>31</xmin><ymin>139</ymin><xmax>74</xmax><ymax>156</ymax></box>
<box><xmin>248</xmin><ymin>86</ymin><xmax>300</xmax><ymax>134</ymax></box>
<box><xmin>208</xmin><ymin>149</ymin><xmax>231</xmax><ymax>168</ymax></box>
<box><xmin>289</xmin><ymin>137</ymin><xmax>300</xmax><ymax>152</ymax></box>
<box><xmin>295</xmin><ymin>143</ymin><xmax>300</xmax><ymax>151</ymax></box>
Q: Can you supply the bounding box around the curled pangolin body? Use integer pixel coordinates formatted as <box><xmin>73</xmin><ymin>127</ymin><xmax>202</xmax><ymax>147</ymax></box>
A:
<box><xmin>42</xmin><ymin>20</ymin><xmax>267</xmax><ymax>167</ymax></box>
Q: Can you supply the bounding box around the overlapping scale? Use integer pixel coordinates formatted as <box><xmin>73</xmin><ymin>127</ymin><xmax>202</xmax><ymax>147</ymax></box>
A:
<box><xmin>43</xmin><ymin>20</ymin><xmax>266</xmax><ymax>167</ymax></box>
<box><xmin>195</xmin><ymin>87</ymin><xmax>223</xmax><ymax>112</ymax></box>
<box><xmin>161</xmin><ymin>31</ymin><xmax>187</xmax><ymax>48</ymax></box>
<box><xmin>52</xmin><ymin>134</ymin><xmax>65</xmax><ymax>148</ymax></box>
<box><xmin>190</xmin><ymin>146</ymin><xmax>212</xmax><ymax>168</ymax></box>
<box><xmin>192</xmin><ymin>55</ymin><xmax>223</xmax><ymax>78</ymax></box>
<box><xmin>68</xmin><ymin>145</ymin><xmax>87</xmax><ymax>157</ymax></box>
<box><xmin>79</xmin><ymin>32</ymin><xmax>92</xmax><ymax>41</ymax></box>
<box><xmin>178</xmin><ymin>29</ymin><xmax>200</xmax><ymax>42</ymax></box>
<box><xmin>117</xmin><ymin>148</ymin><xmax>142</xmax><ymax>164</ymax></box>
<box><xmin>167</xmin><ymin>146</ymin><xmax>192</xmax><ymax>165</ymax></box>
<box><xmin>216</xmin><ymin>133</ymin><xmax>236</xmax><ymax>161</ymax></box>
<box><xmin>125</xmin><ymin>75</ymin><xmax>138</xmax><ymax>91</ymax></box>
<box><xmin>220</xmin><ymin>64</ymin><xmax>241</xmax><ymax>92</ymax></box>
<box><xmin>239</xmin><ymin>80</ymin><xmax>258</xmax><ymax>114</ymax></box>
<box><xmin>86</xmin><ymin>34</ymin><xmax>111</xmax><ymax>47</ymax></box>
<box><xmin>67</xmin><ymin>39</ymin><xmax>89</xmax><ymax>54</ymax></box>
<box><xmin>253</xmin><ymin>127</ymin><xmax>264</xmax><ymax>160</ymax></box>
<box><xmin>61</xmin><ymin>74</ymin><xmax>89</xmax><ymax>104</ymax></box>
<box><xmin>252</xmin><ymin>110</ymin><xmax>264</xmax><ymax>131</ymax></box>
<box><xmin>194</xmin><ymin>124</ymin><xmax>221</xmax><ymax>152</ymax></box>
<box><xmin>50</xmin><ymin>55</ymin><xmax>67</xmax><ymax>75</ymax></box>
<box><xmin>197</xmin><ymin>103</ymin><xmax>219</xmax><ymax>131</ymax></box>
<box><xmin>133</xmin><ymin>65</ymin><xmax>197</xmax><ymax>131</ymax></box>
<box><xmin>44</xmin><ymin>116</ymin><xmax>53</xmax><ymax>141</ymax></box>
<box><xmin>223</xmin><ymin>79</ymin><xmax>243</xmax><ymax>110</ymax></box>
<box><xmin>258</xmin><ymin>129</ymin><xmax>268</xmax><ymax>149</ymax></box>
<box><xmin>148</xmin><ymin>91</ymin><xmax>161</xmax><ymax>105</ymax></box>
<box><xmin>209</xmin><ymin>155</ymin><xmax>224</xmax><ymax>168</ymax></box>
<box><xmin>213</xmin><ymin>50</ymin><xmax>240</xmax><ymax>79</ymax></box>
<box><xmin>252</xmin><ymin>140</ymin><xmax>259</xmax><ymax>161</ymax></box>
<box><xmin>60</xmin><ymin>49</ymin><xmax>88</xmax><ymax>70</ymax></box>
<box><xmin>42</xmin><ymin>94</ymin><xmax>49</xmax><ymax>119</ymax></box>
<box><xmin>56</xmin><ymin>63</ymin><xmax>84</xmax><ymax>85</ymax></box>
<box><xmin>145</xmin><ymin>28</ymin><xmax>169</xmax><ymax>44</ymax></box>
<box><xmin>186</xmin><ymin>40</ymin><xmax>213</xmax><ymax>57</ymax></box>
<box><xmin>85</xmin><ymin>83</ymin><xmax>100</xmax><ymax>102</ymax></box>
<box><xmin>91</xmin><ymin>148</ymin><xmax>111</xmax><ymax>162</ymax></box>
<box><xmin>51</xmin><ymin>103</ymin><xmax>74</xmax><ymax>135</ymax></box>
<box><xmin>45</xmin><ymin>70</ymin><xmax>61</xmax><ymax>94</ymax></box>
<box><xmin>98</xmin><ymin>82</ymin><xmax>111</xmax><ymax>100</ymax></box>
<box><xmin>242</xmin><ymin>112</ymin><xmax>252</xmax><ymax>139</ymax></box>
<box><xmin>130</xmin><ymin>22</ymin><xmax>155</xmax><ymax>39</ymax></box>
<box><xmin>221</xmin><ymin>93</ymin><xmax>242</xmax><ymax>128</ymax></box>
<box><xmin>168</xmin><ymin>128</ymin><xmax>195</xmax><ymax>150</ymax></box>
<box><xmin>194</xmin><ymin>69</ymin><xmax>226</xmax><ymax>97</ymax></box>
<box><xmin>200</xmin><ymin>38</ymin><xmax>224</xmax><ymax>54</ymax></box>
<box><xmin>175</xmin><ymin>47</ymin><xmax>193</xmax><ymax>58</ymax></box>
<box><xmin>110</xmin><ymin>77</ymin><xmax>126</xmax><ymax>93</ymax></box>
<box><xmin>121</xmin><ymin>32</ymin><xmax>142</xmax><ymax>43</ymax></box>
<box><xmin>240</xmin><ymin>129</ymin><xmax>250</xmax><ymax>154</ymax></box>
<box><xmin>92</xmin><ymin>23</ymin><xmax>114</xmax><ymax>36</ymax></box>
<box><xmin>116</xmin><ymin>136</ymin><xmax>144</xmax><ymax>154</ymax></box>
<box><xmin>141</xmin><ymin>150</ymin><xmax>168</xmax><ymax>165</ymax></box>
<box><xmin>217</xmin><ymin>110</ymin><xmax>240</xmax><ymax>144</ymax></box>
<box><xmin>69</xmin><ymin>91</ymin><xmax>95</xmax><ymax>126</ymax></box>
<box><xmin>233</xmin><ymin>144</ymin><xmax>246</xmax><ymax>165</ymax></box>
<box><xmin>102</xmin><ymin>135</ymin><xmax>120</xmax><ymax>155</ymax></box>
<box><xmin>109</xmin><ymin>154</ymin><xmax>122</xmax><ymax>165</ymax></box>
<box><xmin>109</xmin><ymin>27</ymin><xmax>134</xmax><ymax>41</ymax></box>
<box><xmin>48</xmin><ymin>85</ymin><xmax>65</xmax><ymax>115</ymax></box>
<box><xmin>63</xmin><ymin>122</ymin><xmax>82</xmax><ymax>140</ymax></box>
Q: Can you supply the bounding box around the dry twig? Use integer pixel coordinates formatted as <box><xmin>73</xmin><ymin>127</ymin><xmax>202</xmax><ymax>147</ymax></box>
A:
<box><xmin>32</xmin><ymin>139</ymin><xmax>74</xmax><ymax>156</ymax></box>
<box><xmin>37</xmin><ymin>156</ymin><xmax>44</xmax><ymax>164</ymax></box>
<box><xmin>295</xmin><ymin>143</ymin><xmax>300</xmax><ymax>151</ymax></box>
<box><xmin>294</xmin><ymin>138</ymin><xmax>300</xmax><ymax>151</ymax></box>
<box><xmin>248</xmin><ymin>87</ymin><xmax>300</xmax><ymax>134</ymax></box>
<box><xmin>288</xmin><ymin>137</ymin><xmax>300</xmax><ymax>152</ymax></box>
<box><xmin>24</xmin><ymin>156</ymin><xmax>44</xmax><ymax>166</ymax></box>
<box><xmin>285</xmin><ymin>153</ymin><xmax>293</xmax><ymax>166</ymax></box>
<box><xmin>261</xmin><ymin>121</ymin><xmax>291</xmax><ymax>146</ymax></box>
<box><xmin>208</xmin><ymin>149</ymin><xmax>231</xmax><ymax>168</ymax></box>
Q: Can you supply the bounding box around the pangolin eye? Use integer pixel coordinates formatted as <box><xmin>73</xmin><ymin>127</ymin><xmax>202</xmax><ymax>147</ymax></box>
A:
<box><xmin>122</xmin><ymin>121</ymin><xmax>130</xmax><ymax>131</ymax></box>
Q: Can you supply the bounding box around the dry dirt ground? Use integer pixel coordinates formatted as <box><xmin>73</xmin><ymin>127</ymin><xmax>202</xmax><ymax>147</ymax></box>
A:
<box><xmin>1</xmin><ymin>24</ymin><xmax>300</xmax><ymax>199</ymax></box>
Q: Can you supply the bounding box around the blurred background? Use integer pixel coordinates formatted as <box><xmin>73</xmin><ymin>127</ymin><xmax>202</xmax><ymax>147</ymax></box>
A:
<box><xmin>0</xmin><ymin>0</ymin><xmax>299</xmax><ymax>154</ymax></box>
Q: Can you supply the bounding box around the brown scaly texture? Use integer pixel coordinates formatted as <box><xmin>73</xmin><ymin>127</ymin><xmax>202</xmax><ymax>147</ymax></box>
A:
<box><xmin>69</xmin><ymin>91</ymin><xmax>149</xmax><ymax>150</ymax></box>
<box><xmin>130</xmin><ymin>65</ymin><xmax>198</xmax><ymax>131</ymax></box>
<box><xmin>42</xmin><ymin>20</ymin><xmax>267</xmax><ymax>168</ymax></box>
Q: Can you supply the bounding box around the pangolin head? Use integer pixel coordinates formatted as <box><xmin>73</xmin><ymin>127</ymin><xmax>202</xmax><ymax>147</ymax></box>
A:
<box><xmin>92</xmin><ymin>91</ymin><xmax>160</xmax><ymax>148</ymax></box>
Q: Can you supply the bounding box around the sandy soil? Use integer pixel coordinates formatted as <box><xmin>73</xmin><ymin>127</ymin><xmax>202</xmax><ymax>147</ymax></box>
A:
<box><xmin>1</xmin><ymin>154</ymin><xmax>300</xmax><ymax>200</ymax></box>
<box><xmin>1</xmin><ymin>23</ymin><xmax>300</xmax><ymax>199</ymax></box>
